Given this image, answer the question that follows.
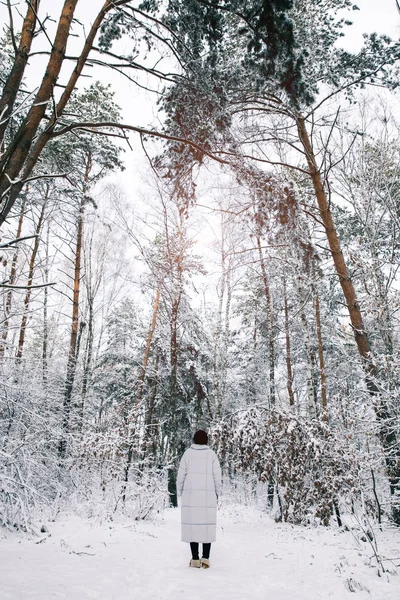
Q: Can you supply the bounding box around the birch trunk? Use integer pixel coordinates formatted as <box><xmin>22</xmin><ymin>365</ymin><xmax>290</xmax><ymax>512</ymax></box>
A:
<box><xmin>256</xmin><ymin>234</ymin><xmax>275</xmax><ymax>406</ymax></box>
<box><xmin>299</xmin><ymin>302</ymin><xmax>318</xmax><ymax>419</ymax></box>
<box><xmin>283</xmin><ymin>276</ymin><xmax>295</xmax><ymax>407</ymax></box>
<box><xmin>213</xmin><ymin>227</ymin><xmax>226</xmax><ymax>420</ymax></box>
<box><xmin>42</xmin><ymin>222</ymin><xmax>51</xmax><ymax>386</ymax></box>
<box><xmin>220</xmin><ymin>260</ymin><xmax>232</xmax><ymax>416</ymax></box>
<box><xmin>0</xmin><ymin>199</ymin><xmax>25</xmax><ymax>356</ymax></box>
<box><xmin>315</xmin><ymin>291</ymin><xmax>328</xmax><ymax>420</ymax></box>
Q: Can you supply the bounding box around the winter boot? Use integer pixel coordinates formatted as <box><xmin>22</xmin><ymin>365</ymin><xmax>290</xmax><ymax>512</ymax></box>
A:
<box><xmin>200</xmin><ymin>558</ymin><xmax>210</xmax><ymax>569</ymax></box>
<box><xmin>189</xmin><ymin>559</ymin><xmax>201</xmax><ymax>568</ymax></box>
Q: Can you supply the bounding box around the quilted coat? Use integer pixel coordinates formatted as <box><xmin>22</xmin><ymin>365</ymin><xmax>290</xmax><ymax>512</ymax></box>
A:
<box><xmin>177</xmin><ymin>444</ymin><xmax>222</xmax><ymax>543</ymax></box>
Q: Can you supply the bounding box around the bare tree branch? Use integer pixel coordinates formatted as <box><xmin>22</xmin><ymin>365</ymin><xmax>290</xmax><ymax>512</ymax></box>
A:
<box><xmin>0</xmin><ymin>235</ymin><xmax>38</xmax><ymax>249</ymax></box>
<box><xmin>6</xmin><ymin>0</ymin><xmax>18</xmax><ymax>54</ymax></box>
<box><xmin>50</xmin><ymin>121</ymin><xmax>231</xmax><ymax>165</ymax></box>
<box><xmin>0</xmin><ymin>282</ymin><xmax>56</xmax><ymax>289</ymax></box>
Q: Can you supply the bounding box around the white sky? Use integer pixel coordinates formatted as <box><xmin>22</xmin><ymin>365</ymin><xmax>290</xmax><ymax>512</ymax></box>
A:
<box><xmin>344</xmin><ymin>0</ymin><xmax>399</xmax><ymax>47</ymax></box>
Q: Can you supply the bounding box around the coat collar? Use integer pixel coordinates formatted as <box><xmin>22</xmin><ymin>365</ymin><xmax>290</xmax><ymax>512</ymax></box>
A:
<box><xmin>191</xmin><ymin>443</ymin><xmax>209</xmax><ymax>450</ymax></box>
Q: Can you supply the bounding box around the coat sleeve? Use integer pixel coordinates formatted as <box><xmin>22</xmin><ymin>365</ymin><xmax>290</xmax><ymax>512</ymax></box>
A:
<box><xmin>176</xmin><ymin>451</ymin><xmax>188</xmax><ymax>497</ymax></box>
<box><xmin>212</xmin><ymin>451</ymin><xmax>222</xmax><ymax>498</ymax></box>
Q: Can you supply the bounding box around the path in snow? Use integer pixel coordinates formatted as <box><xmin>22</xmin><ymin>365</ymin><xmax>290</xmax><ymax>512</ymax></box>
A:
<box><xmin>0</xmin><ymin>506</ymin><xmax>399</xmax><ymax>600</ymax></box>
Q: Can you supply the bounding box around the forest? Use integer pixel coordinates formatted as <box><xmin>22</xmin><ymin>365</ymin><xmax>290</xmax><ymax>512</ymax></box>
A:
<box><xmin>1</xmin><ymin>0</ymin><xmax>400</xmax><ymax>539</ymax></box>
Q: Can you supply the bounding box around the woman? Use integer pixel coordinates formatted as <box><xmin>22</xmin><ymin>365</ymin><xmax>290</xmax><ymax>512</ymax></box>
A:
<box><xmin>177</xmin><ymin>430</ymin><xmax>222</xmax><ymax>569</ymax></box>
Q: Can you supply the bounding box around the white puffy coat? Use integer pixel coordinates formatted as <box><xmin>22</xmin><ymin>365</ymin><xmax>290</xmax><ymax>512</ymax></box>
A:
<box><xmin>177</xmin><ymin>444</ymin><xmax>222</xmax><ymax>543</ymax></box>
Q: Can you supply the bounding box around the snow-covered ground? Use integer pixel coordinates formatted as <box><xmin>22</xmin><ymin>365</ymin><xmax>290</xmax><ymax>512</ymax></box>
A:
<box><xmin>1</xmin><ymin>506</ymin><xmax>399</xmax><ymax>600</ymax></box>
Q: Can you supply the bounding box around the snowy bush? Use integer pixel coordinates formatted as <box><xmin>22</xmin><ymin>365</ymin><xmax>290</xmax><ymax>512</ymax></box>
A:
<box><xmin>0</xmin><ymin>367</ymin><xmax>62</xmax><ymax>533</ymax></box>
<box><xmin>213</xmin><ymin>408</ymin><xmax>364</xmax><ymax>526</ymax></box>
<box><xmin>220</xmin><ymin>472</ymin><xmax>271</xmax><ymax>511</ymax></box>
<box><xmin>0</xmin><ymin>369</ymin><xmax>168</xmax><ymax>531</ymax></box>
<box><xmin>62</xmin><ymin>429</ymin><xmax>169</xmax><ymax>522</ymax></box>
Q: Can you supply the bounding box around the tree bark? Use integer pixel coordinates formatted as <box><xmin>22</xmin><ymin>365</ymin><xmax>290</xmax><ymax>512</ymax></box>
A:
<box><xmin>167</xmin><ymin>218</ymin><xmax>185</xmax><ymax>506</ymax></box>
<box><xmin>297</xmin><ymin>114</ymin><xmax>400</xmax><ymax>523</ymax></box>
<box><xmin>59</xmin><ymin>157</ymin><xmax>91</xmax><ymax>458</ymax></box>
<box><xmin>219</xmin><ymin>259</ymin><xmax>232</xmax><ymax>418</ymax></box>
<box><xmin>81</xmin><ymin>298</ymin><xmax>94</xmax><ymax>409</ymax></box>
<box><xmin>143</xmin><ymin>352</ymin><xmax>160</xmax><ymax>461</ymax></box>
<box><xmin>213</xmin><ymin>225</ymin><xmax>226</xmax><ymax>420</ymax></box>
<box><xmin>298</xmin><ymin>299</ymin><xmax>318</xmax><ymax>419</ymax></box>
<box><xmin>297</xmin><ymin>116</ymin><xmax>374</xmax><ymax>367</ymax></box>
<box><xmin>283</xmin><ymin>276</ymin><xmax>295</xmax><ymax>407</ymax></box>
<box><xmin>0</xmin><ymin>199</ymin><xmax>25</xmax><ymax>356</ymax></box>
<box><xmin>170</xmin><ymin>292</ymin><xmax>182</xmax><ymax>399</ymax></box>
<box><xmin>16</xmin><ymin>189</ymin><xmax>48</xmax><ymax>358</ymax></box>
<box><xmin>314</xmin><ymin>290</ymin><xmax>328</xmax><ymax>420</ymax></box>
<box><xmin>0</xmin><ymin>0</ymin><xmax>40</xmax><ymax>144</ymax></box>
<box><xmin>136</xmin><ymin>286</ymin><xmax>161</xmax><ymax>404</ymax></box>
<box><xmin>0</xmin><ymin>0</ymin><xmax>80</xmax><ymax>214</ymax></box>
<box><xmin>0</xmin><ymin>0</ymin><xmax>129</xmax><ymax>225</ymax></box>
<box><xmin>123</xmin><ymin>286</ymin><xmax>161</xmax><ymax>492</ymax></box>
<box><xmin>256</xmin><ymin>234</ymin><xmax>275</xmax><ymax>406</ymax></box>
<box><xmin>42</xmin><ymin>222</ymin><xmax>51</xmax><ymax>386</ymax></box>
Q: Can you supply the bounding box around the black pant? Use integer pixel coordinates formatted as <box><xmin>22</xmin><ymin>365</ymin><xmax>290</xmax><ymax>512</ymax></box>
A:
<box><xmin>190</xmin><ymin>542</ymin><xmax>211</xmax><ymax>560</ymax></box>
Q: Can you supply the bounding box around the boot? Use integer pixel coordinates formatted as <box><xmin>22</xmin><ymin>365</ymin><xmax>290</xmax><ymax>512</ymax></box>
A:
<box><xmin>189</xmin><ymin>559</ymin><xmax>201</xmax><ymax>568</ymax></box>
<box><xmin>200</xmin><ymin>558</ymin><xmax>210</xmax><ymax>569</ymax></box>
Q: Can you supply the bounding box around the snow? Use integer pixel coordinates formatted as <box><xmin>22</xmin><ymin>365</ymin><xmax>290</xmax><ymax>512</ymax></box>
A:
<box><xmin>0</xmin><ymin>506</ymin><xmax>399</xmax><ymax>600</ymax></box>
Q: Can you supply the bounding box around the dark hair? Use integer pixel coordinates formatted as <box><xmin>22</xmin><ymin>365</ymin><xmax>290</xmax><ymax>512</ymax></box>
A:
<box><xmin>193</xmin><ymin>430</ymin><xmax>208</xmax><ymax>445</ymax></box>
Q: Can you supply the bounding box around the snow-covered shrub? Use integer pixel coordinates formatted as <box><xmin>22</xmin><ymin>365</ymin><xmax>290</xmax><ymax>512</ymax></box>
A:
<box><xmin>0</xmin><ymin>366</ymin><xmax>62</xmax><ymax>533</ymax></box>
<box><xmin>63</xmin><ymin>429</ymin><xmax>169</xmax><ymax>521</ymax></box>
<box><xmin>213</xmin><ymin>408</ymin><xmax>362</xmax><ymax>526</ymax></box>
<box><xmin>220</xmin><ymin>471</ymin><xmax>270</xmax><ymax>510</ymax></box>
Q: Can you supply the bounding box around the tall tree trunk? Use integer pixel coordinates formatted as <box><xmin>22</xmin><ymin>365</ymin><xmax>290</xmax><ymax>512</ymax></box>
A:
<box><xmin>297</xmin><ymin>116</ymin><xmax>373</xmax><ymax>368</ymax></box>
<box><xmin>42</xmin><ymin>222</ymin><xmax>51</xmax><ymax>386</ymax></box>
<box><xmin>81</xmin><ymin>299</ymin><xmax>93</xmax><ymax>409</ymax></box>
<box><xmin>136</xmin><ymin>286</ymin><xmax>161</xmax><ymax>405</ymax></box>
<box><xmin>213</xmin><ymin>226</ymin><xmax>226</xmax><ymax>420</ymax></box>
<box><xmin>0</xmin><ymin>0</ymin><xmax>40</xmax><ymax>144</ymax></box>
<box><xmin>123</xmin><ymin>286</ymin><xmax>161</xmax><ymax>498</ymax></box>
<box><xmin>299</xmin><ymin>301</ymin><xmax>318</xmax><ymax>419</ymax></box>
<box><xmin>59</xmin><ymin>156</ymin><xmax>91</xmax><ymax>457</ymax></box>
<box><xmin>143</xmin><ymin>352</ymin><xmax>160</xmax><ymax>462</ymax></box>
<box><xmin>219</xmin><ymin>259</ymin><xmax>232</xmax><ymax>419</ymax></box>
<box><xmin>59</xmin><ymin>200</ymin><xmax>84</xmax><ymax>457</ymax></box>
<box><xmin>168</xmin><ymin>219</ymin><xmax>185</xmax><ymax>508</ymax></box>
<box><xmin>283</xmin><ymin>276</ymin><xmax>295</xmax><ymax>407</ymax></box>
<box><xmin>297</xmin><ymin>114</ymin><xmax>400</xmax><ymax>523</ymax></box>
<box><xmin>16</xmin><ymin>188</ymin><xmax>48</xmax><ymax>358</ymax></box>
<box><xmin>0</xmin><ymin>0</ymin><xmax>80</xmax><ymax>218</ymax></box>
<box><xmin>0</xmin><ymin>0</ymin><xmax>121</xmax><ymax>225</ymax></box>
<box><xmin>214</xmin><ymin>224</ymin><xmax>232</xmax><ymax>421</ymax></box>
<box><xmin>170</xmin><ymin>292</ymin><xmax>181</xmax><ymax>400</ymax></box>
<box><xmin>315</xmin><ymin>290</ymin><xmax>328</xmax><ymax>420</ymax></box>
<box><xmin>0</xmin><ymin>199</ymin><xmax>25</xmax><ymax>356</ymax></box>
<box><xmin>256</xmin><ymin>234</ymin><xmax>275</xmax><ymax>406</ymax></box>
